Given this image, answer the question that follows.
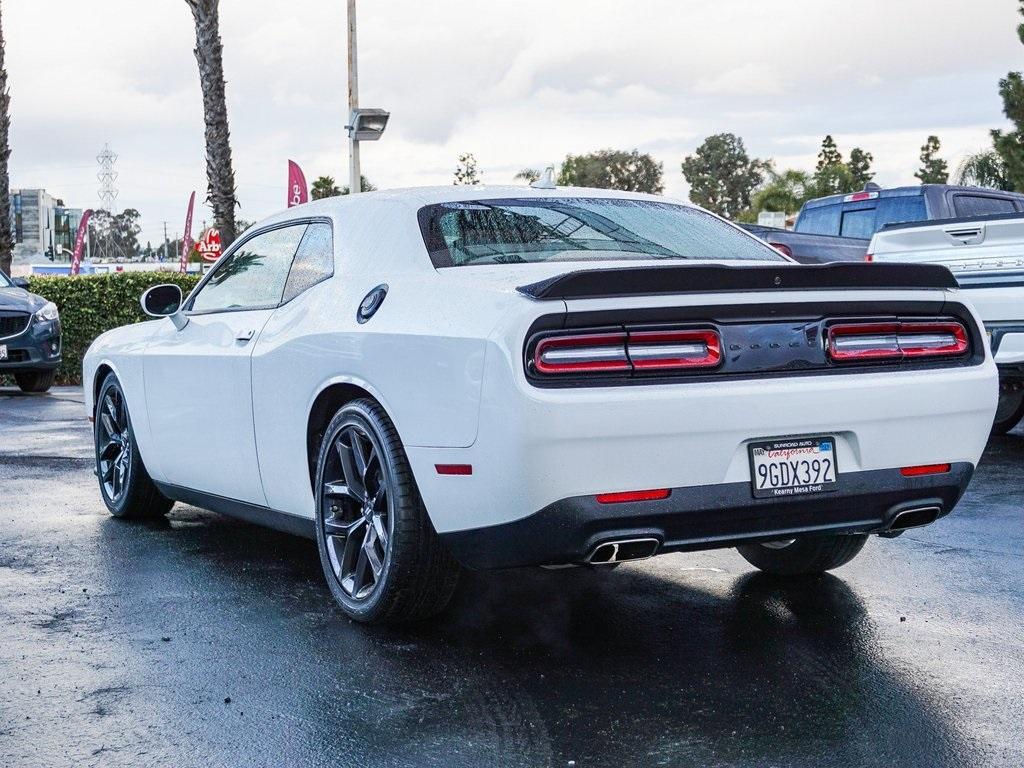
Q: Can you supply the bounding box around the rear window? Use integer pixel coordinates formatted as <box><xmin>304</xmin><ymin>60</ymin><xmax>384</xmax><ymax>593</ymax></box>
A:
<box><xmin>952</xmin><ymin>195</ymin><xmax>1018</xmax><ymax>217</ymax></box>
<box><xmin>798</xmin><ymin>195</ymin><xmax>927</xmax><ymax>238</ymax></box>
<box><xmin>418</xmin><ymin>198</ymin><xmax>785</xmax><ymax>267</ymax></box>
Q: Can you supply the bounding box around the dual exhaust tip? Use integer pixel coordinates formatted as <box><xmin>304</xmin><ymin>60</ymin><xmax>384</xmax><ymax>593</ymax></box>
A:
<box><xmin>584</xmin><ymin>506</ymin><xmax>940</xmax><ymax>564</ymax></box>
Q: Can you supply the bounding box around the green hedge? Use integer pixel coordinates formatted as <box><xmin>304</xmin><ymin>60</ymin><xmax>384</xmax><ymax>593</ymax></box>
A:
<box><xmin>14</xmin><ymin>272</ymin><xmax>201</xmax><ymax>385</ymax></box>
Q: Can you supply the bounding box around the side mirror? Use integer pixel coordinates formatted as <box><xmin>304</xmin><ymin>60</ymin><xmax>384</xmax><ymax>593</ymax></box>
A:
<box><xmin>141</xmin><ymin>284</ymin><xmax>188</xmax><ymax>330</ymax></box>
<box><xmin>12</xmin><ymin>277</ymin><xmax>29</xmax><ymax>289</ymax></box>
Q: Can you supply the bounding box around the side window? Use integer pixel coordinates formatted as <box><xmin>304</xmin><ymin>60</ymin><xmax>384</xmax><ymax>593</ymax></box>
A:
<box><xmin>189</xmin><ymin>225</ymin><xmax>307</xmax><ymax>313</ymax></box>
<box><xmin>953</xmin><ymin>195</ymin><xmax>1018</xmax><ymax>218</ymax></box>
<box><xmin>282</xmin><ymin>222</ymin><xmax>334</xmax><ymax>303</ymax></box>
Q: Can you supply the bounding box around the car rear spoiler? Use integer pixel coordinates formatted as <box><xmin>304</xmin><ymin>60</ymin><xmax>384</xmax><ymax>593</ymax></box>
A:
<box><xmin>516</xmin><ymin>263</ymin><xmax>958</xmax><ymax>301</ymax></box>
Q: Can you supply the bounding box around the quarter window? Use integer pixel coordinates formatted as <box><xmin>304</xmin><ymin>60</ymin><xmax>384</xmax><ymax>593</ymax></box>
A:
<box><xmin>282</xmin><ymin>222</ymin><xmax>334</xmax><ymax>303</ymax></box>
<box><xmin>189</xmin><ymin>225</ymin><xmax>306</xmax><ymax>313</ymax></box>
<box><xmin>953</xmin><ymin>195</ymin><xmax>1018</xmax><ymax>218</ymax></box>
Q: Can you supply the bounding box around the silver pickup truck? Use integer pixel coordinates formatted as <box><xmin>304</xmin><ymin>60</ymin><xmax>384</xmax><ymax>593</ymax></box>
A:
<box><xmin>870</xmin><ymin>212</ymin><xmax>1024</xmax><ymax>433</ymax></box>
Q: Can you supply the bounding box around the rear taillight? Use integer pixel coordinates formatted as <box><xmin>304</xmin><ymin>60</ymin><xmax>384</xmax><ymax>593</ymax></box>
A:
<box><xmin>629</xmin><ymin>329</ymin><xmax>721</xmax><ymax>371</ymax></box>
<box><xmin>827</xmin><ymin>320</ymin><xmax>969</xmax><ymax>362</ymax></box>
<box><xmin>864</xmin><ymin>253</ymin><xmax>874</xmax><ymax>262</ymax></box>
<box><xmin>534</xmin><ymin>332</ymin><xmax>629</xmax><ymax>375</ymax></box>
<box><xmin>532</xmin><ymin>328</ymin><xmax>721</xmax><ymax>376</ymax></box>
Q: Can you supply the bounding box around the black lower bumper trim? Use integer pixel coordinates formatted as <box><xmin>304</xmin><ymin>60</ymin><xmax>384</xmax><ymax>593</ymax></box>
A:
<box><xmin>440</xmin><ymin>464</ymin><xmax>974</xmax><ymax>570</ymax></box>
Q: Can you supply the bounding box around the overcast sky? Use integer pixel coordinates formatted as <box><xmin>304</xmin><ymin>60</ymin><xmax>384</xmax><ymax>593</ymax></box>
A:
<box><xmin>4</xmin><ymin>0</ymin><xmax>1021</xmax><ymax>246</ymax></box>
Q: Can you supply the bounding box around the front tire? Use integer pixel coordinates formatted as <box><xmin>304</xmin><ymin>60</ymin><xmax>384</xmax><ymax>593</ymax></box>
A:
<box><xmin>314</xmin><ymin>398</ymin><xmax>460</xmax><ymax>623</ymax></box>
<box><xmin>14</xmin><ymin>369</ymin><xmax>56</xmax><ymax>393</ymax></box>
<box><xmin>736</xmin><ymin>534</ymin><xmax>868</xmax><ymax>576</ymax></box>
<box><xmin>94</xmin><ymin>373</ymin><xmax>173</xmax><ymax>519</ymax></box>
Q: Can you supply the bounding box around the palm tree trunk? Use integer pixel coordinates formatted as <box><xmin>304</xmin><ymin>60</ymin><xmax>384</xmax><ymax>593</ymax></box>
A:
<box><xmin>185</xmin><ymin>0</ymin><xmax>237</xmax><ymax>247</ymax></box>
<box><xmin>0</xmin><ymin>3</ymin><xmax>14</xmax><ymax>277</ymax></box>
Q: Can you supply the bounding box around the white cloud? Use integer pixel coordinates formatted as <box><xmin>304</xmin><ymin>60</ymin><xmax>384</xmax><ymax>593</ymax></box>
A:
<box><xmin>2</xmin><ymin>0</ymin><xmax>1021</xmax><ymax>240</ymax></box>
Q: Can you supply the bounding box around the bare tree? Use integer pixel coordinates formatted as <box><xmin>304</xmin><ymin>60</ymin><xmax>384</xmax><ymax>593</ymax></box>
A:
<box><xmin>0</xmin><ymin>3</ymin><xmax>14</xmax><ymax>276</ymax></box>
<box><xmin>185</xmin><ymin>0</ymin><xmax>237</xmax><ymax>247</ymax></box>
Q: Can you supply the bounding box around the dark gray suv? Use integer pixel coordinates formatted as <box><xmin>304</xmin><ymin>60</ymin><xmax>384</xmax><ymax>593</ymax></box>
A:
<box><xmin>0</xmin><ymin>272</ymin><xmax>61</xmax><ymax>393</ymax></box>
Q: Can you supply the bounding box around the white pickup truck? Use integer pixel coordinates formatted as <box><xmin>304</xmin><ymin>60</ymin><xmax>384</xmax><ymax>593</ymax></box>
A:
<box><xmin>870</xmin><ymin>212</ymin><xmax>1024</xmax><ymax>433</ymax></box>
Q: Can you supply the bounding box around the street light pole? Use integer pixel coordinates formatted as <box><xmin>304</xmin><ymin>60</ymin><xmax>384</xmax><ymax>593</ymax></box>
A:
<box><xmin>347</xmin><ymin>0</ymin><xmax>360</xmax><ymax>195</ymax></box>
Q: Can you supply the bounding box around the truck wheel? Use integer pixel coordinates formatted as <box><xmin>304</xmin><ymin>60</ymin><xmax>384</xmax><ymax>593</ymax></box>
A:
<box><xmin>736</xmin><ymin>534</ymin><xmax>868</xmax><ymax>576</ymax></box>
<box><xmin>314</xmin><ymin>398</ymin><xmax>461</xmax><ymax>623</ymax></box>
<box><xmin>14</xmin><ymin>369</ymin><xmax>56</xmax><ymax>393</ymax></box>
<box><xmin>992</xmin><ymin>390</ymin><xmax>1024</xmax><ymax>435</ymax></box>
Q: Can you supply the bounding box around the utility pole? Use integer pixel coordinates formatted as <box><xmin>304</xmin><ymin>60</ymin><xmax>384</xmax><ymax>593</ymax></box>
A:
<box><xmin>162</xmin><ymin>221</ymin><xmax>169</xmax><ymax>263</ymax></box>
<box><xmin>347</xmin><ymin>0</ymin><xmax>360</xmax><ymax>195</ymax></box>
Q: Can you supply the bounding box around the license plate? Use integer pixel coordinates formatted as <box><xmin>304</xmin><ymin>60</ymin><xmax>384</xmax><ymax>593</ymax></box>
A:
<box><xmin>0</xmin><ymin>344</ymin><xmax>6</xmax><ymax>361</ymax></box>
<box><xmin>748</xmin><ymin>436</ymin><xmax>838</xmax><ymax>499</ymax></box>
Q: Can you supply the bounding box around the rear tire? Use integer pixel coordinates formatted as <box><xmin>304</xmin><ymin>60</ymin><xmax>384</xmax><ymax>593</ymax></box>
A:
<box><xmin>992</xmin><ymin>390</ymin><xmax>1024</xmax><ymax>435</ymax></box>
<box><xmin>736</xmin><ymin>534</ymin><xmax>868</xmax><ymax>576</ymax></box>
<box><xmin>14</xmin><ymin>369</ymin><xmax>56</xmax><ymax>393</ymax></box>
<box><xmin>314</xmin><ymin>398</ymin><xmax>460</xmax><ymax>623</ymax></box>
<box><xmin>94</xmin><ymin>373</ymin><xmax>173</xmax><ymax>519</ymax></box>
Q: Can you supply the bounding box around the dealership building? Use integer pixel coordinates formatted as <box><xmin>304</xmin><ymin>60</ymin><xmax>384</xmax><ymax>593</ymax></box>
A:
<box><xmin>8</xmin><ymin>188</ymin><xmax>85</xmax><ymax>264</ymax></box>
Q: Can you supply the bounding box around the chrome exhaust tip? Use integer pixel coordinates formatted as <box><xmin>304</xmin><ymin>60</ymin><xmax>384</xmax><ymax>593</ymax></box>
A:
<box><xmin>888</xmin><ymin>506</ymin><xmax>941</xmax><ymax>532</ymax></box>
<box><xmin>586</xmin><ymin>537</ymin><xmax>659</xmax><ymax>564</ymax></box>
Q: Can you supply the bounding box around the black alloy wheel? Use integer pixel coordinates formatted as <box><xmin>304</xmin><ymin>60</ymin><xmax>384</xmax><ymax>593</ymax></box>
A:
<box><xmin>314</xmin><ymin>399</ymin><xmax>460</xmax><ymax>623</ymax></box>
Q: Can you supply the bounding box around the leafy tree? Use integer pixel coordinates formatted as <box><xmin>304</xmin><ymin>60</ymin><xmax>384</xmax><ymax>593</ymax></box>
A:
<box><xmin>560</xmin><ymin>149</ymin><xmax>663</xmax><ymax>194</ymax></box>
<box><xmin>915</xmin><ymin>136</ymin><xmax>949</xmax><ymax>184</ymax></box>
<box><xmin>88</xmin><ymin>209</ymin><xmax>142</xmax><ymax>261</ymax></box>
<box><xmin>988</xmin><ymin>2</ymin><xmax>1024</xmax><ymax>191</ymax></box>
<box><xmin>810</xmin><ymin>135</ymin><xmax>857</xmax><ymax>196</ymax></box>
<box><xmin>681</xmin><ymin>134</ymin><xmax>766</xmax><ymax>219</ymax></box>
<box><xmin>847</xmin><ymin>148</ymin><xmax>874</xmax><ymax>188</ymax></box>
<box><xmin>185</xmin><ymin>0</ymin><xmax>239</xmax><ymax>247</ymax></box>
<box><xmin>310</xmin><ymin>175</ymin><xmax>341</xmax><ymax>200</ymax></box>
<box><xmin>514</xmin><ymin>168</ymin><xmax>541</xmax><ymax>184</ymax></box>
<box><xmin>454</xmin><ymin>153</ymin><xmax>481</xmax><ymax>185</ymax></box>
<box><xmin>341</xmin><ymin>176</ymin><xmax>376</xmax><ymax>195</ymax></box>
<box><xmin>0</xmin><ymin>4</ymin><xmax>12</xmax><ymax>276</ymax></box>
<box><xmin>957</xmin><ymin>150</ymin><xmax>1012</xmax><ymax>190</ymax></box>
<box><xmin>749</xmin><ymin>169</ymin><xmax>813</xmax><ymax>219</ymax></box>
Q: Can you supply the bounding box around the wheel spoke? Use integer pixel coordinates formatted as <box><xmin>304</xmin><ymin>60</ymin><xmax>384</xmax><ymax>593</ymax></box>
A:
<box><xmin>372</xmin><ymin>514</ymin><xmax>388</xmax><ymax>549</ymax></box>
<box><xmin>100</xmin><ymin>439</ymin><xmax>119</xmax><ymax>460</ymax></box>
<box><xmin>350</xmin><ymin>431</ymin><xmax>369</xmax><ymax>485</ymax></box>
<box><xmin>363</xmin><ymin>530</ymin><xmax>383</xmax><ymax>578</ymax></box>
<box><xmin>323</xmin><ymin>481</ymin><xmax>358</xmax><ymax>500</ymax></box>
<box><xmin>335</xmin><ymin>435</ymin><xmax>366</xmax><ymax>500</ymax></box>
<box><xmin>324</xmin><ymin>514</ymin><xmax>365</xmax><ymax>538</ymax></box>
<box><xmin>351</xmin><ymin>546</ymin><xmax>371</xmax><ymax>595</ymax></box>
<box><xmin>100</xmin><ymin>412</ymin><xmax>117</xmax><ymax>439</ymax></box>
<box><xmin>104</xmin><ymin>394</ymin><xmax>119</xmax><ymax>429</ymax></box>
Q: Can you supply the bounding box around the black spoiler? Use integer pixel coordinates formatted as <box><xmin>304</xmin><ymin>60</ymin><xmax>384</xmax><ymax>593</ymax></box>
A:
<box><xmin>516</xmin><ymin>263</ymin><xmax>958</xmax><ymax>301</ymax></box>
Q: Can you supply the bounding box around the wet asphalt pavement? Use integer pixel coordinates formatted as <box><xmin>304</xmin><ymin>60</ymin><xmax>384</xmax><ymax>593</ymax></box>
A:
<box><xmin>1</xmin><ymin>387</ymin><xmax>1022</xmax><ymax>767</ymax></box>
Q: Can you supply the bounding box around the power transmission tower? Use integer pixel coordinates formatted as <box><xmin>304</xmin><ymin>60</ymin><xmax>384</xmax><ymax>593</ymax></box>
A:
<box><xmin>97</xmin><ymin>143</ymin><xmax>119</xmax><ymax>213</ymax></box>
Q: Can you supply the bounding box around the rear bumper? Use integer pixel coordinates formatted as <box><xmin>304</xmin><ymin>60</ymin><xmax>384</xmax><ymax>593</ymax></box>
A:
<box><xmin>441</xmin><ymin>463</ymin><xmax>973</xmax><ymax>569</ymax></box>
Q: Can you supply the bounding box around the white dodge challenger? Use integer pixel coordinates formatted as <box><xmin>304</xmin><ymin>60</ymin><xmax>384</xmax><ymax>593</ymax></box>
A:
<box><xmin>83</xmin><ymin>185</ymin><xmax>998</xmax><ymax>623</ymax></box>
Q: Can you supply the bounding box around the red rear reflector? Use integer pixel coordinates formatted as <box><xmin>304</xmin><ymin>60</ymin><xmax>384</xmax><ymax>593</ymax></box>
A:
<box><xmin>435</xmin><ymin>464</ymin><xmax>473</xmax><ymax>476</ymax></box>
<box><xmin>864</xmin><ymin>253</ymin><xmax>874</xmax><ymax>262</ymax></box>
<box><xmin>596</xmin><ymin>489</ymin><xmax>670</xmax><ymax>504</ymax></box>
<box><xmin>900</xmin><ymin>464</ymin><xmax>951</xmax><ymax>477</ymax></box>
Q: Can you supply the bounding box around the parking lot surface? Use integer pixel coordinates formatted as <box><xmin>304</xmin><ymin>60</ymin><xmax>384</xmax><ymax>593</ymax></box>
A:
<box><xmin>1</xmin><ymin>386</ymin><xmax>1022</xmax><ymax>767</ymax></box>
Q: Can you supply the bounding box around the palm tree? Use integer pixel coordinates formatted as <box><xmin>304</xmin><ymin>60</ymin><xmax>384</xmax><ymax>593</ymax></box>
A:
<box><xmin>0</xmin><ymin>3</ymin><xmax>14</xmax><ymax>277</ymax></box>
<box><xmin>185</xmin><ymin>0</ymin><xmax>237</xmax><ymax>247</ymax></box>
<box><xmin>956</xmin><ymin>150</ymin><xmax>1012</xmax><ymax>191</ymax></box>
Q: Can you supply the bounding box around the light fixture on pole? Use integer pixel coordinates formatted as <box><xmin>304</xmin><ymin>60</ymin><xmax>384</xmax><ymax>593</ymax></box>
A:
<box><xmin>346</xmin><ymin>0</ymin><xmax>389</xmax><ymax>195</ymax></box>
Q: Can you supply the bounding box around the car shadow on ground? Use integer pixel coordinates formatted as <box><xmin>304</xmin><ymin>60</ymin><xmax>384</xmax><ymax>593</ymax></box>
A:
<box><xmin>93</xmin><ymin>505</ymin><xmax>982</xmax><ymax>767</ymax></box>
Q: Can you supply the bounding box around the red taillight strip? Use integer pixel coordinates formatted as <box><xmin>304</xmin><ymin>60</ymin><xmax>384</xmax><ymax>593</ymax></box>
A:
<box><xmin>828</xmin><ymin>321</ymin><xmax>969</xmax><ymax>362</ymax></box>
<box><xmin>534</xmin><ymin>332</ymin><xmax>629</xmax><ymax>375</ymax></box>
<box><xmin>628</xmin><ymin>329</ymin><xmax>722</xmax><ymax>370</ymax></box>
<box><xmin>596</xmin><ymin>489</ymin><xmax>670</xmax><ymax>504</ymax></box>
<box><xmin>900</xmin><ymin>463</ymin><xmax>951</xmax><ymax>477</ymax></box>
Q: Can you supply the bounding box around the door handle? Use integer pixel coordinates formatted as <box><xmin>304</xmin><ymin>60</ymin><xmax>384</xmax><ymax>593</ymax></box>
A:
<box><xmin>235</xmin><ymin>329</ymin><xmax>255</xmax><ymax>342</ymax></box>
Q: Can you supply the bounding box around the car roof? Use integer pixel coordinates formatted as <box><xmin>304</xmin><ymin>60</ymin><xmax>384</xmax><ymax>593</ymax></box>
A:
<box><xmin>801</xmin><ymin>184</ymin><xmax>1024</xmax><ymax>210</ymax></box>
